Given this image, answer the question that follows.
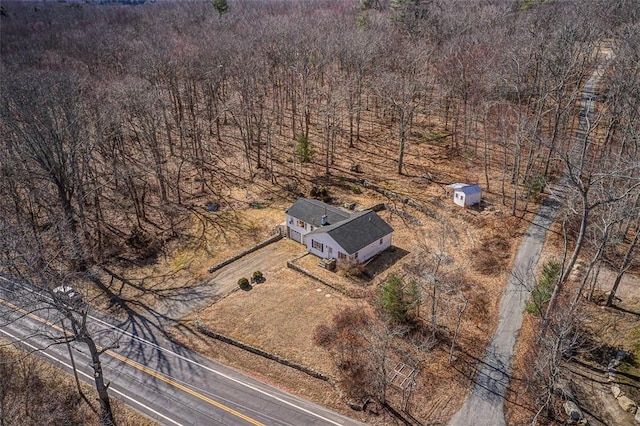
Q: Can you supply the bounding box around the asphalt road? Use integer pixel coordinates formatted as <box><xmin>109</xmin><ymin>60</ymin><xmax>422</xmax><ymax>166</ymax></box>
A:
<box><xmin>0</xmin><ymin>285</ymin><xmax>363</xmax><ymax>426</ymax></box>
<box><xmin>447</xmin><ymin>198</ymin><xmax>559</xmax><ymax>426</ymax></box>
<box><xmin>448</xmin><ymin>48</ymin><xmax>613</xmax><ymax>426</ymax></box>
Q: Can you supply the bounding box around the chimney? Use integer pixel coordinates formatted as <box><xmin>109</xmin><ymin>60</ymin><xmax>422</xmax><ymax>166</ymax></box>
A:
<box><xmin>321</xmin><ymin>215</ymin><xmax>328</xmax><ymax>226</ymax></box>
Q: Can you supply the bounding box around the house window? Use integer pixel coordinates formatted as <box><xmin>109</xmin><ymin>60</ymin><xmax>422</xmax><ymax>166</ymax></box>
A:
<box><xmin>312</xmin><ymin>240</ymin><xmax>323</xmax><ymax>252</ymax></box>
<box><xmin>338</xmin><ymin>252</ymin><xmax>346</xmax><ymax>260</ymax></box>
<box><xmin>354</xmin><ymin>252</ymin><xmax>358</xmax><ymax>259</ymax></box>
<box><xmin>297</xmin><ymin>220</ymin><xmax>304</xmax><ymax>227</ymax></box>
<box><xmin>379</xmin><ymin>238</ymin><xmax>383</xmax><ymax>245</ymax></box>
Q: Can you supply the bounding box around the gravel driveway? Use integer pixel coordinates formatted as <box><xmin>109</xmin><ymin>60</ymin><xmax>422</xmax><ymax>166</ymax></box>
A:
<box><xmin>207</xmin><ymin>239</ymin><xmax>305</xmax><ymax>296</ymax></box>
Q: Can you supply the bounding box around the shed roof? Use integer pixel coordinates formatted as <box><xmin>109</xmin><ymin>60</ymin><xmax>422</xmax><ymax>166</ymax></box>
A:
<box><xmin>457</xmin><ymin>184</ymin><xmax>482</xmax><ymax>195</ymax></box>
<box><xmin>286</xmin><ymin>198</ymin><xmax>350</xmax><ymax>228</ymax></box>
<box><xmin>307</xmin><ymin>209</ymin><xmax>394</xmax><ymax>255</ymax></box>
<box><xmin>447</xmin><ymin>183</ymin><xmax>469</xmax><ymax>190</ymax></box>
<box><xmin>447</xmin><ymin>183</ymin><xmax>482</xmax><ymax>195</ymax></box>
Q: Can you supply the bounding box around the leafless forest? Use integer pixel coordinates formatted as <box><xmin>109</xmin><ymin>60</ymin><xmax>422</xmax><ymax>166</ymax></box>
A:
<box><xmin>1</xmin><ymin>0</ymin><xmax>639</xmax><ymax>424</ymax></box>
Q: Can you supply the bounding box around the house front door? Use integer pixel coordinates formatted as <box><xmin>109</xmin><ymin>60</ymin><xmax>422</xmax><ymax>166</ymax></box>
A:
<box><xmin>328</xmin><ymin>247</ymin><xmax>333</xmax><ymax>258</ymax></box>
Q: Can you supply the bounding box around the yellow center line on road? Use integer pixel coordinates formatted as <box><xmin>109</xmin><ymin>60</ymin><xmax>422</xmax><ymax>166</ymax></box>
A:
<box><xmin>106</xmin><ymin>349</ymin><xmax>264</xmax><ymax>426</ymax></box>
<box><xmin>0</xmin><ymin>298</ymin><xmax>265</xmax><ymax>426</ymax></box>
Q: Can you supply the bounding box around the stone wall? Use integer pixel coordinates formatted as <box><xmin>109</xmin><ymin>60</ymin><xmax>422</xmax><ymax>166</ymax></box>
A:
<box><xmin>343</xmin><ymin>176</ymin><xmax>444</xmax><ymax>221</ymax></box>
<box><xmin>607</xmin><ymin>352</ymin><xmax>640</xmax><ymax>423</ymax></box>
<box><xmin>208</xmin><ymin>232</ymin><xmax>284</xmax><ymax>274</ymax></box>
<box><xmin>194</xmin><ymin>315</ymin><xmax>332</xmax><ymax>383</ymax></box>
<box><xmin>286</xmin><ymin>260</ymin><xmax>349</xmax><ymax>295</ymax></box>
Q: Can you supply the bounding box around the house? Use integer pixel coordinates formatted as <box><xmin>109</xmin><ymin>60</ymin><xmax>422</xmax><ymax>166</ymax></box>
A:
<box><xmin>285</xmin><ymin>198</ymin><xmax>394</xmax><ymax>262</ymax></box>
<box><xmin>447</xmin><ymin>183</ymin><xmax>482</xmax><ymax>207</ymax></box>
<box><xmin>285</xmin><ymin>198</ymin><xmax>351</xmax><ymax>244</ymax></box>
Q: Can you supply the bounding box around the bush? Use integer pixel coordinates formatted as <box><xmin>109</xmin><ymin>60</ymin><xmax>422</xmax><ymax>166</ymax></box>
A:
<box><xmin>472</xmin><ymin>237</ymin><xmax>511</xmax><ymax>275</ymax></box>
<box><xmin>237</xmin><ymin>277</ymin><xmax>251</xmax><ymax>290</ymax></box>
<box><xmin>380</xmin><ymin>273</ymin><xmax>419</xmax><ymax>324</ymax></box>
<box><xmin>125</xmin><ymin>227</ymin><xmax>160</xmax><ymax>261</ymax></box>
<box><xmin>313</xmin><ymin>324</ymin><xmax>335</xmax><ymax>348</ymax></box>
<box><xmin>252</xmin><ymin>270</ymin><xmax>264</xmax><ymax>283</ymax></box>
<box><xmin>337</xmin><ymin>257</ymin><xmax>365</xmax><ymax>277</ymax></box>
<box><xmin>526</xmin><ymin>175</ymin><xmax>547</xmax><ymax>198</ymax></box>
<box><xmin>311</xmin><ymin>186</ymin><xmax>330</xmax><ymax>201</ymax></box>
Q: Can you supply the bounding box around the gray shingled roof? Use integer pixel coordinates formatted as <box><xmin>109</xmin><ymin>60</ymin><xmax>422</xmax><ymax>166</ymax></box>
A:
<box><xmin>307</xmin><ymin>209</ymin><xmax>394</xmax><ymax>255</ymax></box>
<box><xmin>286</xmin><ymin>198</ymin><xmax>350</xmax><ymax>228</ymax></box>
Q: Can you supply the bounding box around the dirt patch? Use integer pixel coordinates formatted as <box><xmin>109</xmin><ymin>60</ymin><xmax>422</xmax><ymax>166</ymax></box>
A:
<box><xmin>472</xmin><ymin>236</ymin><xmax>512</xmax><ymax>275</ymax></box>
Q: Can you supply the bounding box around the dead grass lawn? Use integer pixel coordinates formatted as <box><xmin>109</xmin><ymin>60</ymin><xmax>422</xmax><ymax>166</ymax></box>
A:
<box><xmin>187</xmin><ymin>195</ymin><xmax>527</xmax><ymax>423</ymax></box>
<box><xmin>78</xmin><ymin>204</ymin><xmax>291</xmax><ymax>316</ymax></box>
<box><xmin>197</xmin><ymin>267</ymin><xmax>354</xmax><ymax>375</ymax></box>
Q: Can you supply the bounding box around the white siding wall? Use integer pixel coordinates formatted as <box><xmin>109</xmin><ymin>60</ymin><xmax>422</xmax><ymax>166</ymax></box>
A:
<box><xmin>286</xmin><ymin>214</ymin><xmax>311</xmax><ymax>243</ymax></box>
<box><xmin>356</xmin><ymin>233</ymin><xmax>392</xmax><ymax>261</ymax></box>
<box><xmin>464</xmin><ymin>191</ymin><xmax>482</xmax><ymax>206</ymax></box>
<box><xmin>305</xmin><ymin>232</ymin><xmax>343</xmax><ymax>259</ymax></box>
<box><xmin>453</xmin><ymin>190</ymin><xmax>481</xmax><ymax>207</ymax></box>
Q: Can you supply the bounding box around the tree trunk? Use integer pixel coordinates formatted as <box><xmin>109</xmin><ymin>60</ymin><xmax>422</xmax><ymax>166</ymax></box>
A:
<box><xmin>607</xmin><ymin>221</ymin><xmax>640</xmax><ymax>306</ymax></box>
<box><xmin>83</xmin><ymin>335</ymin><xmax>114</xmax><ymax>426</ymax></box>
<box><xmin>397</xmin><ymin>110</ymin><xmax>407</xmax><ymax>175</ymax></box>
<box><xmin>545</xmin><ymin>198</ymin><xmax>590</xmax><ymax>324</ymax></box>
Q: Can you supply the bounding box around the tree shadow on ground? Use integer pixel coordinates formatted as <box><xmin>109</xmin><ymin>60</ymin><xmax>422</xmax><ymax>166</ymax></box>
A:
<box><xmin>363</xmin><ymin>247</ymin><xmax>410</xmax><ymax>281</ymax></box>
<box><xmin>85</xmin><ymin>267</ymin><xmax>217</xmax><ymax>378</ymax></box>
<box><xmin>611</xmin><ymin>304</ymin><xmax>640</xmax><ymax>318</ymax></box>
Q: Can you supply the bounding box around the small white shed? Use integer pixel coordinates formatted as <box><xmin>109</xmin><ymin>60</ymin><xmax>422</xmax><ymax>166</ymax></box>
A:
<box><xmin>447</xmin><ymin>183</ymin><xmax>482</xmax><ymax>207</ymax></box>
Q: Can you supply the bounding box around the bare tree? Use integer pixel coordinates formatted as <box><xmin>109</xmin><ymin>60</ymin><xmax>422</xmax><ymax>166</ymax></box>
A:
<box><xmin>375</xmin><ymin>42</ymin><xmax>431</xmax><ymax>175</ymax></box>
<box><xmin>404</xmin><ymin>223</ymin><xmax>467</xmax><ymax>339</ymax></box>
<box><xmin>529</xmin><ymin>308</ymin><xmax>582</xmax><ymax>424</ymax></box>
<box><xmin>606</xmin><ymin>214</ymin><xmax>640</xmax><ymax>306</ymax></box>
<box><xmin>2</xmin><ymin>71</ymin><xmax>97</xmax><ymax>271</ymax></box>
<box><xmin>0</xmin><ymin>270</ymin><xmax>118</xmax><ymax>425</ymax></box>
